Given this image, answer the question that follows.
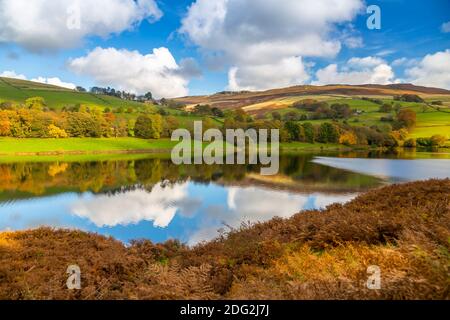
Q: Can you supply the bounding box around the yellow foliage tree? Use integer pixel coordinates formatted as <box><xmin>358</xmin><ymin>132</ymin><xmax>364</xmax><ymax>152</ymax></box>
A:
<box><xmin>339</xmin><ymin>131</ymin><xmax>357</xmax><ymax>146</ymax></box>
<box><xmin>48</xmin><ymin>124</ymin><xmax>68</xmax><ymax>138</ymax></box>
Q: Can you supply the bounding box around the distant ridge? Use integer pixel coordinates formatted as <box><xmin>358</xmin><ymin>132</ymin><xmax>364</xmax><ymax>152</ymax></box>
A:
<box><xmin>174</xmin><ymin>83</ymin><xmax>450</xmax><ymax>110</ymax></box>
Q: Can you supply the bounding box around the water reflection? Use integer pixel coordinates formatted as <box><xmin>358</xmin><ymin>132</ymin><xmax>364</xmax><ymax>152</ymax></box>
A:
<box><xmin>313</xmin><ymin>157</ymin><xmax>450</xmax><ymax>181</ymax></box>
<box><xmin>1</xmin><ymin>152</ymin><xmax>444</xmax><ymax>244</ymax></box>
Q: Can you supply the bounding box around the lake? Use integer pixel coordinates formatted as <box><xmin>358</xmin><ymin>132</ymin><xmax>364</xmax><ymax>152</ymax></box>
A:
<box><xmin>1</xmin><ymin>150</ymin><xmax>449</xmax><ymax>245</ymax></box>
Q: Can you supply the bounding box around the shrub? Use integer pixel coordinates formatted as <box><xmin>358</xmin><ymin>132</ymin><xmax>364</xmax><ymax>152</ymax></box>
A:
<box><xmin>430</xmin><ymin>135</ymin><xmax>447</xmax><ymax>147</ymax></box>
<box><xmin>48</xmin><ymin>124</ymin><xmax>68</xmax><ymax>138</ymax></box>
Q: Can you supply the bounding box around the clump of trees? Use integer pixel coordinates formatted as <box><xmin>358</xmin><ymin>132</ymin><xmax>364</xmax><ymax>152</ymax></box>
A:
<box><xmin>0</xmin><ymin>97</ymin><xmax>174</xmax><ymax>139</ymax></box>
<box><xmin>293</xmin><ymin>99</ymin><xmax>353</xmax><ymax>120</ymax></box>
<box><xmin>394</xmin><ymin>94</ymin><xmax>424</xmax><ymax>103</ymax></box>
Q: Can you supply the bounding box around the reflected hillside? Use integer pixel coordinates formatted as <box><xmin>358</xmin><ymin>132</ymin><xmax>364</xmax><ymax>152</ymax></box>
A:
<box><xmin>0</xmin><ymin>154</ymin><xmax>384</xmax><ymax>203</ymax></box>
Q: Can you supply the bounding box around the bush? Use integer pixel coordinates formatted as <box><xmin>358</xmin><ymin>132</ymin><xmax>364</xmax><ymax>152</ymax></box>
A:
<box><xmin>430</xmin><ymin>135</ymin><xmax>447</xmax><ymax>147</ymax></box>
<box><xmin>48</xmin><ymin>124</ymin><xmax>68</xmax><ymax>138</ymax></box>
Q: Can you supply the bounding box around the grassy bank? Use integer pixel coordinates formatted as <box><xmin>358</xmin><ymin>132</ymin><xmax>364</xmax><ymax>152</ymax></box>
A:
<box><xmin>0</xmin><ymin>179</ymin><xmax>448</xmax><ymax>300</ymax></box>
<box><xmin>0</xmin><ymin>137</ymin><xmax>354</xmax><ymax>157</ymax></box>
<box><xmin>0</xmin><ymin>138</ymin><xmax>178</xmax><ymax>156</ymax></box>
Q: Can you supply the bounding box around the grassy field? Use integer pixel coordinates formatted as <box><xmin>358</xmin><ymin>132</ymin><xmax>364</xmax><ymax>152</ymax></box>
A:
<box><xmin>0</xmin><ymin>138</ymin><xmax>179</xmax><ymax>155</ymax></box>
<box><xmin>0</xmin><ymin>137</ymin><xmax>350</xmax><ymax>157</ymax></box>
<box><xmin>0</xmin><ymin>77</ymin><xmax>147</xmax><ymax>110</ymax></box>
<box><xmin>1</xmin><ymin>179</ymin><xmax>448</xmax><ymax>300</ymax></box>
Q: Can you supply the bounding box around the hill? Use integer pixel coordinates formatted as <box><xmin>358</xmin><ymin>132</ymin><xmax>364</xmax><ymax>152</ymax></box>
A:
<box><xmin>174</xmin><ymin>83</ymin><xmax>450</xmax><ymax>110</ymax></box>
<box><xmin>175</xmin><ymin>84</ymin><xmax>450</xmax><ymax>140</ymax></box>
<box><xmin>0</xmin><ymin>77</ymin><xmax>146</xmax><ymax>110</ymax></box>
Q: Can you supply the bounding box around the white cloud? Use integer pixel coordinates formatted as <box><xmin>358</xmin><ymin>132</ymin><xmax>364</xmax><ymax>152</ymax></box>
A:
<box><xmin>0</xmin><ymin>70</ymin><xmax>76</xmax><ymax>89</ymax></box>
<box><xmin>348</xmin><ymin>56</ymin><xmax>386</xmax><ymax>68</ymax></box>
<box><xmin>0</xmin><ymin>0</ymin><xmax>162</xmax><ymax>51</ymax></box>
<box><xmin>228</xmin><ymin>57</ymin><xmax>310</xmax><ymax>91</ymax></box>
<box><xmin>313</xmin><ymin>56</ymin><xmax>395</xmax><ymax>85</ymax></box>
<box><xmin>180</xmin><ymin>0</ymin><xmax>364</xmax><ymax>91</ymax></box>
<box><xmin>404</xmin><ymin>49</ymin><xmax>450</xmax><ymax>89</ymax></box>
<box><xmin>0</xmin><ymin>70</ymin><xmax>26</xmax><ymax>80</ymax></box>
<box><xmin>68</xmin><ymin>47</ymin><xmax>191</xmax><ymax>98</ymax></box>
<box><xmin>71</xmin><ymin>182</ymin><xmax>189</xmax><ymax>228</ymax></box>
<box><xmin>31</xmin><ymin>76</ymin><xmax>76</xmax><ymax>90</ymax></box>
<box><xmin>441</xmin><ymin>21</ymin><xmax>450</xmax><ymax>33</ymax></box>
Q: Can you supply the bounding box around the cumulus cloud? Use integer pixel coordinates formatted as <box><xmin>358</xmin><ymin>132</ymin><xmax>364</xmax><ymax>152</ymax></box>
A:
<box><xmin>0</xmin><ymin>70</ymin><xmax>26</xmax><ymax>80</ymax></box>
<box><xmin>180</xmin><ymin>0</ymin><xmax>364</xmax><ymax>91</ymax></box>
<box><xmin>68</xmin><ymin>47</ymin><xmax>191</xmax><ymax>98</ymax></box>
<box><xmin>228</xmin><ymin>57</ymin><xmax>310</xmax><ymax>91</ymax></box>
<box><xmin>404</xmin><ymin>49</ymin><xmax>450</xmax><ymax>89</ymax></box>
<box><xmin>441</xmin><ymin>21</ymin><xmax>450</xmax><ymax>33</ymax></box>
<box><xmin>0</xmin><ymin>0</ymin><xmax>162</xmax><ymax>51</ymax></box>
<box><xmin>31</xmin><ymin>76</ymin><xmax>76</xmax><ymax>89</ymax></box>
<box><xmin>0</xmin><ymin>70</ymin><xmax>76</xmax><ymax>89</ymax></box>
<box><xmin>313</xmin><ymin>56</ymin><xmax>395</xmax><ymax>85</ymax></box>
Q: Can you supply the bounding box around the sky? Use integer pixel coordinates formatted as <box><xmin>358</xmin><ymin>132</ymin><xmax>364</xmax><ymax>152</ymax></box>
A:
<box><xmin>0</xmin><ymin>0</ymin><xmax>449</xmax><ymax>98</ymax></box>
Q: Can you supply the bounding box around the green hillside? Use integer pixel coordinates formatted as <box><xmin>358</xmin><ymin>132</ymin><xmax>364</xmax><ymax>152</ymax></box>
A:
<box><xmin>0</xmin><ymin>77</ymin><xmax>146</xmax><ymax>110</ymax></box>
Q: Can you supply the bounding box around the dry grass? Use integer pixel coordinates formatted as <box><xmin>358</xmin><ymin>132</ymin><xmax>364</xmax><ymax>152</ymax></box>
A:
<box><xmin>0</xmin><ymin>179</ymin><xmax>449</xmax><ymax>300</ymax></box>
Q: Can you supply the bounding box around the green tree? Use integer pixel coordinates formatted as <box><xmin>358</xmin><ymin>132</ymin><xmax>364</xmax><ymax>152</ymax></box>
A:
<box><xmin>25</xmin><ymin>97</ymin><xmax>46</xmax><ymax>111</ymax></box>
<box><xmin>135</xmin><ymin>114</ymin><xmax>163</xmax><ymax>139</ymax></box>
<box><xmin>302</xmin><ymin>123</ymin><xmax>315</xmax><ymax>143</ymax></box>
<box><xmin>317</xmin><ymin>123</ymin><xmax>339</xmax><ymax>143</ymax></box>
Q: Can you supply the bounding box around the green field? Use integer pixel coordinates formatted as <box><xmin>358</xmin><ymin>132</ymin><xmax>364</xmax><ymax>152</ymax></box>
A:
<box><xmin>0</xmin><ymin>137</ymin><xmax>178</xmax><ymax>155</ymax></box>
<box><xmin>0</xmin><ymin>77</ymin><xmax>147</xmax><ymax>110</ymax></box>
<box><xmin>273</xmin><ymin>97</ymin><xmax>450</xmax><ymax>140</ymax></box>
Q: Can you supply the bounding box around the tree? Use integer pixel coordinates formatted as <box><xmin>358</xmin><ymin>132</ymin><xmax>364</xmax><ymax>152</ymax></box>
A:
<box><xmin>144</xmin><ymin>92</ymin><xmax>153</xmax><ymax>100</ymax></box>
<box><xmin>134</xmin><ymin>114</ymin><xmax>163</xmax><ymax>139</ymax></box>
<box><xmin>76</xmin><ymin>86</ymin><xmax>87</xmax><ymax>92</ymax></box>
<box><xmin>25</xmin><ymin>97</ymin><xmax>46</xmax><ymax>111</ymax></box>
<box><xmin>339</xmin><ymin>131</ymin><xmax>357</xmax><ymax>146</ymax></box>
<box><xmin>0</xmin><ymin>111</ymin><xmax>11</xmax><ymax>136</ymax></box>
<box><xmin>302</xmin><ymin>123</ymin><xmax>315</xmax><ymax>143</ymax></box>
<box><xmin>330</xmin><ymin>103</ymin><xmax>352</xmax><ymax>119</ymax></box>
<box><xmin>284</xmin><ymin>121</ymin><xmax>303</xmax><ymax>141</ymax></box>
<box><xmin>162</xmin><ymin>116</ymin><xmax>180</xmax><ymax>138</ymax></box>
<box><xmin>65</xmin><ymin>112</ymin><xmax>101</xmax><ymax>137</ymax></box>
<box><xmin>395</xmin><ymin>109</ymin><xmax>417</xmax><ymax>131</ymax></box>
<box><xmin>317</xmin><ymin>123</ymin><xmax>339</xmax><ymax>143</ymax></box>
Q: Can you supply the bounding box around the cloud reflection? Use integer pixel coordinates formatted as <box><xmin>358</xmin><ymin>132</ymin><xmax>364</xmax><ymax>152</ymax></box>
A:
<box><xmin>71</xmin><ymin>182</ymin><xmax>189</xmax><ymax>228</ymax></box>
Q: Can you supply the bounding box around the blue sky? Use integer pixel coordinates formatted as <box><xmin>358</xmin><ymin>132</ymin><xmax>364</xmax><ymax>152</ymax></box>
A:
<box><xmin>0</xmin><ymin>0</ymin><xmax>449</xmax><ymax>98</ymax></box>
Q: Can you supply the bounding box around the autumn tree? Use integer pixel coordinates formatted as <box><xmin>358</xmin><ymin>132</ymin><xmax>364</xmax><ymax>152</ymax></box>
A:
<box><xmin>0</xmin><ymin>111</ymin><xmax>11</xmax><ymax>136</ymax></box>
<box><xmin>395</xmin><ymin>109</ymin><xmax>417</xmax><ymax>131</ymax></box>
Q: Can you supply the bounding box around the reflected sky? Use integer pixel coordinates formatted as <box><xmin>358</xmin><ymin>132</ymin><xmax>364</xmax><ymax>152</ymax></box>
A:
<box><xmin>0</xmin><ymin>181</ymin><xmax>357</xmax><ymax>245</ymax></box>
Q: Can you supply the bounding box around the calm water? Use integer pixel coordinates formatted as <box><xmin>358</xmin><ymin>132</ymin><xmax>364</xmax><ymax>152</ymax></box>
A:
<box><xmin>1</xmin><ymin>151</ymin><xmax>449</xmax><ymax>245</ymax></box>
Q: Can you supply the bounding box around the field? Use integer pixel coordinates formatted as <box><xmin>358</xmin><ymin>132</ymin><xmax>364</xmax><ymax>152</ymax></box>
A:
<box><xmin>245</xmin><ymin>96</ymin><xmax>450</xmax><ymax>140</ymax></box>
<box><xmin>0</xmin><ymin>179</ymin><xmax>448</xmax><ymax>299</ymax></box>
<box><xmin>0</xmin><ymin>138</ymin><xmax>178</xmax><ymax>155</ymax></box>
<box><xmin>0</xmin><ymin>77</ymin><xmax>147</xmax><ymax>110</ymax></box>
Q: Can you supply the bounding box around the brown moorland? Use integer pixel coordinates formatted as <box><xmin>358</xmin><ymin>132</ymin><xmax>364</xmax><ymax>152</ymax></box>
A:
<box><xmin>0</xmin><ymin>179</ymin><xmax>449</xmax><ymax>300</ymax></box>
